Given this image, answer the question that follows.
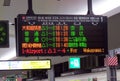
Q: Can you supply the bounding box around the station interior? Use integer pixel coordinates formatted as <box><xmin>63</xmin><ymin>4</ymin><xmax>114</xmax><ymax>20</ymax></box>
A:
<box><xmin>0</xmin><ymin>0</ymin><xmax>120</xmax><ymax>81</ymax></box>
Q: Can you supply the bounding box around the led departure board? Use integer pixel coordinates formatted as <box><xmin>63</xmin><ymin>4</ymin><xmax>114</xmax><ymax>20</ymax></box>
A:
<box><xmin>15</xmin><ymin>14</ymin><xmax>108</xmax><ymax>56</ymax></box>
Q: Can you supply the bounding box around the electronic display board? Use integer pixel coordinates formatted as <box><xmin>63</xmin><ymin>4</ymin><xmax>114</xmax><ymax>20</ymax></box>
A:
<box><xmin>0</xmin><ymin>20</ymin><xmax>9</xmax><ymax>47</ymax></box>
<box><xmin>0</xmin><ymin>60</ymin><xmax>51</xmax><ymax>70</ymax></box>
<box><xmin>15</xmin><ymin>14</ymin><xmax>108</xmax><ymax>56</ymax></box>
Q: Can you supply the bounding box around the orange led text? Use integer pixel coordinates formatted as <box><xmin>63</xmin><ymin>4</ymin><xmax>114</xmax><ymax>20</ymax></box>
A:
<box><xmin>22</xmin><ymin>43</ymin><xmax>42</xmax><ymax>48</ymax></box>
<box><xmin>22</xmin><ymin>26</ymin><xmax>41</xmax><ymax>31</ymax></box>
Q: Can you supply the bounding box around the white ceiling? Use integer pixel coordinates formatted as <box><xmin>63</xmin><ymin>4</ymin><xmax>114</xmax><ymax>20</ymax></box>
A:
<box><xmin>0</xmin><ymin>0</ymin><xmax>120</xmax><ymax>64</ymax></box>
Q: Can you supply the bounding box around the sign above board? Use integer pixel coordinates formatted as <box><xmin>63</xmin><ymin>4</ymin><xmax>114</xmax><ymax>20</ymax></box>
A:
<box><xmin>15</xmin><ymin>14</ymin><xmax>108</xmax><ymax>56</ymax></box>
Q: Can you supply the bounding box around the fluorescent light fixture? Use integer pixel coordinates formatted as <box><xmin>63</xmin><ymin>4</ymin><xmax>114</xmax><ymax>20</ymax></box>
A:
<box><xmin>0</xmin><ymin>60</ymin><xmax>51</xmax><ymax>70</ymax></box>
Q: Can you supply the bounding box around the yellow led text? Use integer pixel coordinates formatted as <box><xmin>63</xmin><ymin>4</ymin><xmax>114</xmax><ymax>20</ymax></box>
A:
<box><xmin>83</xmin><ymin>48</ymin><xmax>104</xmax><ymax>53</ymax></box>
<box><xmin>70</xmin><ymin>48</ymin><xmax>78</xmax><ymax>53</ymax></box>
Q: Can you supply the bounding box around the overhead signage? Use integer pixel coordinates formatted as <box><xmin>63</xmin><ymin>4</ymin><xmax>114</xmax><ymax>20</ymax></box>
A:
<box><xmin>15</xmin><ymin>14</ymin><xmax>108</xmax><ymax>56</ymax></box>
<box><xmin>0</xmin><ymin>60</ymin><xmax>51</xmax><ymax>70</ymax></box>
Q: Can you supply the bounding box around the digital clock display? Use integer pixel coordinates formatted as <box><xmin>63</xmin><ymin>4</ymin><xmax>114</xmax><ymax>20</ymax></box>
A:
<box><xmin>15</xmin><ymin>14</ymin><xmax>108</xmax><ymax>56</ymax></box>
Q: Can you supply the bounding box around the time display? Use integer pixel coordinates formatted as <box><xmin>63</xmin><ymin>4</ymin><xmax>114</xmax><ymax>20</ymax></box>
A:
<box><xmin>16</xmin><ymin>14</ymin><xmax>108</xmax><ymax>56</ymax></box>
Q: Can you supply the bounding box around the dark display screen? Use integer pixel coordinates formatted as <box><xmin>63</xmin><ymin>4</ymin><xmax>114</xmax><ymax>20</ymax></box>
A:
<box><xmin>16</xmin><ymin>14</ymin><xmax>108</xmax><ymax>56</ymax></box>
<box><xmin>0</xmin><ymin>20</ymin><xmax>9</xmax><ymax>48</ymax></box>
